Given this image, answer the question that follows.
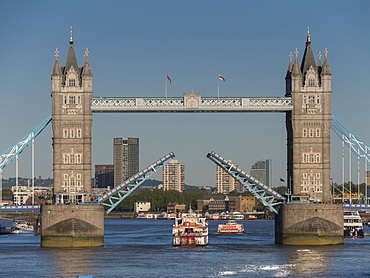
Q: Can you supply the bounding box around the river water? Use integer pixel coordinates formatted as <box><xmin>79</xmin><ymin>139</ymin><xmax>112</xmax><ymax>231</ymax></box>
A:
<box><xmin>1</xmin><ymin>218</ymin><xmax>370</xmax><ymax>277</ymax></box>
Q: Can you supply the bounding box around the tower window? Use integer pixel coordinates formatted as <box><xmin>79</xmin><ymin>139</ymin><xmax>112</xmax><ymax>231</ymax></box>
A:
<box><xmin>302</xmin><ymin>128</ymin><xmax>307</xmax><ymax>137</ymax></box>
<box><xmin>69</xmin><ymin>96</ymin><xmax>76</xmax><ymax>104</ymax></box>
<box><xmin>68</xmin><ymin>79</ymin><xmax>76</xmax><ymax>87</ymax></box>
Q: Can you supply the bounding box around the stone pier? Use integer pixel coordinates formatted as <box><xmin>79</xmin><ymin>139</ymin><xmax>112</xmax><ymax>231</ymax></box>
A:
<box><xmin>275</xmin><ymin>203</ymin><xmax>343</xmax><ymax>245</ymax></box>
<box><xmin>40</xmin><ymin>204</ymin><xmax>105</xmax><ymax>247</ymax></box>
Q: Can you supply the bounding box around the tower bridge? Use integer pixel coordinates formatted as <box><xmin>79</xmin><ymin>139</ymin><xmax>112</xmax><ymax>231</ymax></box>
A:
<box><xmin>52</xmin><ymin>29</ymin><xmax>331</xmax><ymax>205</ymax></box>
<box><xmin>3</xmin><ymin>28</ymin><xmax>366</xmax><ymax>246</ymax></box>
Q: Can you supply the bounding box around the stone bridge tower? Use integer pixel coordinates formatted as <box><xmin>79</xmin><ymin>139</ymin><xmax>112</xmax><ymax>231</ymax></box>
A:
<box><xmin>285</xmin><ymin>30</ymin><xmax>332</xmax><ymax>202</ymax></box>
<box><xmin>51</xmin><ymin>28</ymin><xmax>93</xmax><ymax>204</ymax></box>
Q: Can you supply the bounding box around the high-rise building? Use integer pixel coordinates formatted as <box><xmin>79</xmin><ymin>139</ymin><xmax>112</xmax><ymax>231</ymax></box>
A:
<box><xmin>250</xmin><ymin>159</ymin><xmax>272</xmax><ymax>187</ymax></box>
<box><xmin>216</xmin><ymin>160</ymin><xmax>240</xmax><ymax>194</ymax></box>
<box><xmin>162</xmin><ymin>160</ymin><xmax>185</xmax><ymax>192</ymax></box>
<box><xmin>95</xmin><ymin>164</ymin><xmax>114</xmax><ymax>188</ymax></box>
<box><xmin>113</xmin><ymin>138</ymin><xmax>139</xmax><ymax>186</ymax></box>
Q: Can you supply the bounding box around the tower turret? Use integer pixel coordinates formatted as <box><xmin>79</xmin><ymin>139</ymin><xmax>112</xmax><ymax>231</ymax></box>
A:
<box><xmin>51</xmin><ymin>27</ymin><xmax>93</xmax><ymax>204</ymax></box>
<box><xmin>285</xmin><ymin>29</ymin><xmax>332</xmax><ymax>203</ymax></box>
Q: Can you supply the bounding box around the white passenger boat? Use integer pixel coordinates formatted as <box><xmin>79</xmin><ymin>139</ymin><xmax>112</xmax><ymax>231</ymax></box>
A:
<box><xmin>231</xmin><ymin>212</ymin><xmax>244</xmax><ymax>220</ymax></box>
<box><xmin>137</xmin><ymin>213</ymin><xmax>157</xmax><ymax>219</ymax></box>
<box><xmin>172</xmin><ymin>211</ymin><xmax>208</xmax><ymax>246</ymax></box>
<box><xmin>344</xmin><ymin>211</ymin><xmax>364</xmax><ymax>238</ymax></box>
<box><xmin>217</xmin><ymin>219</ymin><xmax>244</xmax><ymax>234</ymax></box>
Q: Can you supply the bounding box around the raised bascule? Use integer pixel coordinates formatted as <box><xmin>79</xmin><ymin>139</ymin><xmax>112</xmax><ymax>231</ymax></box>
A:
<box><xmin>5</xmin><ymin>28</ymin><xmax>369</xmax><ymax>246</ymax></box>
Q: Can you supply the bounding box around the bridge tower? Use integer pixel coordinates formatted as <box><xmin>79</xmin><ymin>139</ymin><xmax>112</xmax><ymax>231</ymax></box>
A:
<box><xmin>285</xmin><ymin>30</ymin><xmax>332</xmax><ymax>202</ymax></box>
<box><xmin>51</xmin><ymin>28</ymin><xmax>93</xmax><ymax>204</ymax></box>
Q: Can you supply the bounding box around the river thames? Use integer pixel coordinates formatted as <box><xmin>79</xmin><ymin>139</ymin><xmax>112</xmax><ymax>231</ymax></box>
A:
<box><xmin>1</xmin><ymin>218</ymin><xmax>370</xmax><ymax>277</ymax></box>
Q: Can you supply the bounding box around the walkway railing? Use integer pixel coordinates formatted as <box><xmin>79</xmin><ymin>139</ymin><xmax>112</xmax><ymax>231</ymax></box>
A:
<box><xmin>91</xmin><ymin>96</ymin><xmax>293</xmax><ymax>113</ymax></box>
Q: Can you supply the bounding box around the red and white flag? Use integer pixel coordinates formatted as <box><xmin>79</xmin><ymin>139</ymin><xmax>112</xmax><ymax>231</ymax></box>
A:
<box><xmin>218</xmin><ymin>74</ymin><xmax>226</xmax><ymax>82</ymax></box>
<box><xmin>166</xmin><ymin>75</ymin><xmax>172</xmax><ymax>84</ymax></box>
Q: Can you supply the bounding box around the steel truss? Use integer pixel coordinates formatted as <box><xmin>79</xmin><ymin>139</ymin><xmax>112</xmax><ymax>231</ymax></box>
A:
<box><xmin>206</xmin><ymin>151</ymin><xmax>286</xmax><ymax>214</ymax></box>
<box><xmin>331</xmin><ymin>115</ymin><xmax>370</xmax><ymax>166</ymax></box>
<box><xmin>0</xmin><ymin>115</ymin><xmax>52</xmax><ymax>170</ymax></box>
<box><xmin>97</xmin><ymin>152</ymin><xmax>175</xmax><ymax>214</ymax></box>
<box><xmin>91</xmin><ymin>96</ymin><xmax>293</xmax><ymax>113</ymax></box>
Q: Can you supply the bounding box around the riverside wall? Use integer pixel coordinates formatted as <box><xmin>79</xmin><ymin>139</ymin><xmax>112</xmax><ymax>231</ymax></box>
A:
<box><xmin>275</xmin><ymin>203</ymin><xmax>343</xmax><ymax>245</ymax></box>
<box><xmin>40</xmin><ymin>204</ymin><xmax>105</xmax><ymax>247</ymax></box>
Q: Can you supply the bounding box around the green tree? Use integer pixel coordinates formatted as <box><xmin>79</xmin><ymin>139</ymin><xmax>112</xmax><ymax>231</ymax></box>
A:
<box><xmin>2</xmin><ymin>189</ymin><xmax>13</xmax><ymax>197</ymax></box>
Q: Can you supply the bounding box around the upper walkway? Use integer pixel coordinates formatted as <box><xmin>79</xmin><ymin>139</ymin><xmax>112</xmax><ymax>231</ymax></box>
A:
<box><xmin>91</xmin><ymin>96</ymin><xmax>293</xmax><ymax>113</ymax></box>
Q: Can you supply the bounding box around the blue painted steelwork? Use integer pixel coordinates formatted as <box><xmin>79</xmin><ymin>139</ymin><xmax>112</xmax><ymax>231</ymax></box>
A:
<box><xmin>0</xmin><ymin>115</ymin><xmax>52</xmax><ymax>170</ymax></box>
<box><xmin>0</xmin><ymin>205</ymin><xmax>40</xmax><ymax>213</ymax></box>
<box><xmin>344</xmin><ymin>203</ymin><xmax>370</xmax><ymax>211</ymax></box>
<box><xmin>97</xmin><ymin>152</ymin><xmax>175</xmax><ymax>214</ymax></box>
<box><xmin>331</xmin><ymin>115</ymin><xmax>370</xmax><ymax>166</ymax></box>
<box><xmin>206</xmin><ymin>151</ymin><xmax>286</xmax><ymax>214</ymax></box>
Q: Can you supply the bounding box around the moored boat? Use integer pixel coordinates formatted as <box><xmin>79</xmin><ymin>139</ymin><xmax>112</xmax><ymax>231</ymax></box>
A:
<box><xmin>231</xmin><ymin>212</ymin><xmax>244</xmax><ymax>220</ymax></box>
<box><xmin>344</xmin><ymin>210</ymin><xmax>364</xmax><ymax>238</ymax></box>
<box><xmin>217</xmin><ymin>219</ymin><xmax>244</xmax><ymax>234</ymax></box>
<box><xmin>172</xmin><ymin>211</ymin><xmax>208</xmax><ymax>246</ymax></box>
<box><xmin>12</xmin><ymin>219</ymin><xmax>33</xmax><ymax>233</ymax></box>
<box><xmin>246</xmin><ymin>215</ymin><xmax>258</xmax><ymax>220</ymax></box>
<box><xmin>137</xmin><ymin>213</ymin><xmax>157</xmax><ymax>219</ymax></box>
<box><xmin>205</xmin><ymin>213</ymin><xmax>220</xmax><ymax>220</ymax></box>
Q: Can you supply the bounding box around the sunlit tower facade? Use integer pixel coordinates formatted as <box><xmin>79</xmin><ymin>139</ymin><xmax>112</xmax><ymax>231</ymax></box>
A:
<box><xmin>285</xmin><ymin>29</ymin><xmax>332</xmax><ymax>202</ymax></box>
<box><xmin>216</xmin><ymin>160</ymin><xmax>239</xmax><ymax>194</ymax></box>
<box><xmin>162</xmin><ymin>160</ymin><xmax>185</xmax><ymax>192</ymax></box>
<box><xmin>51</xmin><ymin>28</ymin><xmax>93</xmax><ymax>204</ymax></box>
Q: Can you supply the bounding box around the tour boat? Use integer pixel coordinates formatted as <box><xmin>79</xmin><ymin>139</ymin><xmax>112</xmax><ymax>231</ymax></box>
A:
<box><xmin>231</xmin><ymin>213</ymin><xmax>244</xmax><ymax>220</ymax></box>
<box><xmin>137</xmin><ymin>213</ymin><xmax>157</xmax><ymax>219</ymax></box>
<box><xmin>217</xmin><ymin>219</ymin><xmax>244</xmax><ymax>234</ymax></box>
<box><xmin>156</xmin><ymin>212</ymin><xmax>168</xmax><ymax>220</ymax></box>
<box><xmin>205</xmin><ymin>213</ymin><xmax>220</xmax><ymax>220</ymax></box>
<box><xmin>246</xmin><ymin>215</ymin><xmax>258</xmax><ymax>220</ymax></box>
<box><xmin>343</xmin><ymin>211</ymin><xmax>364</xmax><ymax>238</ymax></box>
<box><xmin>172</xmin><ymin>211</ymin><xmax>208</xmax><ymax>246</ymax></box>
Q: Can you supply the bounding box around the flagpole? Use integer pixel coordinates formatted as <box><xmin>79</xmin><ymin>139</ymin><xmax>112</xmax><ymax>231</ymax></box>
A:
<box><xmin>218</xmin><ymin>78</ymin><xmax>220</xmax><ymax>99</ymax></box>
<box><xmin>165</xmin><ymin>75</ymin><xmax>167</xmax><ymax>99</ymax></box>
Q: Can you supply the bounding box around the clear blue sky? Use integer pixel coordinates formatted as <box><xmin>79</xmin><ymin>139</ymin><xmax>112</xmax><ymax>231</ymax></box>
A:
<box><xmin>1</xmin><ymin>1</ymin><xmax>370</xmax><ymax>187</ymax></box>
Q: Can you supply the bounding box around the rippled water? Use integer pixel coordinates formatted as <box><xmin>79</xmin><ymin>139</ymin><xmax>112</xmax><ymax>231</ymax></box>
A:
<box><xmin>1</xmin><ymin>218</ymin><xmax>370</xmax><ymax>277</ymax></box>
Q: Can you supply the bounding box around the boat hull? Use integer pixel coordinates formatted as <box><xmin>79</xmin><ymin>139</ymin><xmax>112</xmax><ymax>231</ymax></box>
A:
<box><xmin>172</xmin><ymin>235</ymin><xmax>208</xmax><ymax>246</ymax></box>
<box><xmin>172</xmin><ymin>215</ymin><xmax>208</xmax><ymax>246</ymax></box>
<box><xmin>217</xmin><ymin>220</ymin><xmax>244</xmax><ymax>234</ymax></box>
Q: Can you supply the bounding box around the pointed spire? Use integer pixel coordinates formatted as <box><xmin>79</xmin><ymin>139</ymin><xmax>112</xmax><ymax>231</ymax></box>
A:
<box><xmin>292</xmin><ymin>48</ymin><xmax>301</xmax><ymax>77</ymax></box>
<box><xmin>65</xmin><ymin>26</ymin><xmax>79</xmax><ymax>73</ymax></box>
<box><xmin>317</xmin><ymin>51</ymin><xmax>322</xmax><ymax>67</ymax></box>
<box><xmin>52</xmin><ymin>48</ymin><xmax>62</xmax><ymax>76</ymax></box>
<box><xmin>301</xmin><ymin>27</ymin><xmax>316</xmax><ymax>75</ymax></box>
<box><xmin>287</xmin><ymin>51</ymin><xmax>293</xmax><ymax>72</ymax></box>
<box><xmin>70</xmin><ymin>26</ymin><xmax>73</xmax><ymax>45</ymax></box>
<box><xmin>82</xmin><ymin>48</ymin><xmax>93</xmax><ymax>76</ymax></box>
<box><xmin>321</xmin><ymin>48</ymin><xmax>331</xmax><ymax>76</ymax></box>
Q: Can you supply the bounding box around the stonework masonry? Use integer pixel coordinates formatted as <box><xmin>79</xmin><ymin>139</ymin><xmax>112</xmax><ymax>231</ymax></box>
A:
<box><xmin>40</xmin><ymin>204</ymin><xmax>104</xmax><ymax>247</ymax></box>
<box><xmin>275</xmin><ymin>203</ymin><xmax>343</xmax><ymax>245</ymax></box>
<box><xmin>285</xmin><ymin>33</ymin><xmax>332</xmax><ymax>202</ymax></box>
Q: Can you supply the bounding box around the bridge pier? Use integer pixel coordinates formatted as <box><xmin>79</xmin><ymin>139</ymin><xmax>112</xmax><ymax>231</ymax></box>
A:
<box><xmin>275</xmin><ymin>203</ymin><xmax>343</xmax><ymax>245</ymax></box>
<box><xmin>40</xmin><ymin>204</ymin><xmax>104</xmax><ymax>247</ymax></box>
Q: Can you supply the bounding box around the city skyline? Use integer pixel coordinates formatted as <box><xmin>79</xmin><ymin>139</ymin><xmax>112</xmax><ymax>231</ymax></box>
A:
<box><xmin>1</xmin><ymin>1</ymin><xmax>370</xmax><ymax>187</ymax></box>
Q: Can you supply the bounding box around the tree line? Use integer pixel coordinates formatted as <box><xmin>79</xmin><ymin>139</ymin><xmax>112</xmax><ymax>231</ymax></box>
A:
<box><xmin>114</xmin><ymin>189</ymin><xmax>204</xmax><ymax>212</ymax></box>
